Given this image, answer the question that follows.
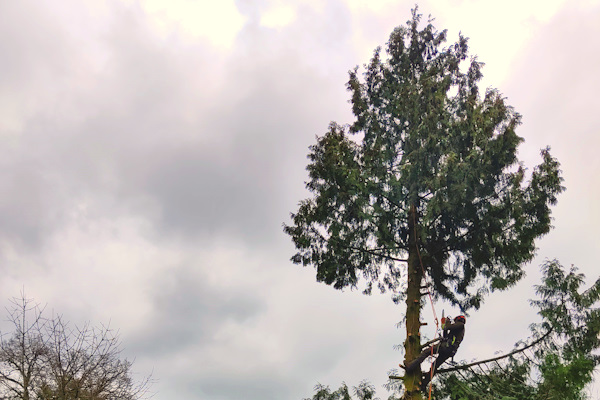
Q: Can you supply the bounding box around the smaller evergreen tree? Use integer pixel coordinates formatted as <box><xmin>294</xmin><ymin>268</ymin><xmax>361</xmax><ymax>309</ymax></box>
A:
<box><xmin>304</xmin><ymin>381</ymin><xmax>382</xmax><ymax>400</ymax></box>
<box><xmin>435</xmin><ymin>260</ymin><xmax>600</xmax><ymax>400</ymax></box>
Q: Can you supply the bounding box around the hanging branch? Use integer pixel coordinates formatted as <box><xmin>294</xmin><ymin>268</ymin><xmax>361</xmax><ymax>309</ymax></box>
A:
<box><xmin>436</xmin><ymin>328</ymin><xmax>553</xmax><ymax>374</ymax></box>
<box><xmin>388</xmin><ymin>328</ymin><xmax>553</xmax><ymax>380</ymax></box>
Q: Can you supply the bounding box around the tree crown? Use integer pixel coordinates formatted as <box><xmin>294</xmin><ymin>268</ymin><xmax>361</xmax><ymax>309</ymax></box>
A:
<box><xmin>285</xmin><ymin>9</ymin><xmax>563</xmax><ymax>310</ymax></box>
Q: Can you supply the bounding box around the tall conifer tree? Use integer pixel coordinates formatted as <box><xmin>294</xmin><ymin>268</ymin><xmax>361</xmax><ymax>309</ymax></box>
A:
<box><xmin>285</xmin><ymin>9</ymin><xmax>563</xmax><ymax>399</ymax></box>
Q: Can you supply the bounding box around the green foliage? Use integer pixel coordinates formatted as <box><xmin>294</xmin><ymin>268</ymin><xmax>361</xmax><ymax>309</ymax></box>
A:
<box><xmin>532</xmin><ymin>260</ymin><xmax>600</xmax><ymax>358</ymax></box>
<box><xmin>304</xmin><ymin>381</ymin><xmax>387</xmax><ymax>400</ymax></box>
<box><xmin>531</xmin><ymin>260</ymin><xmax>600</xmax><ymax>400</ymax></box>
<box><xmin>303</xmin><ymin>261</ymin><xmax>600</xmax><ymax>400</ymax></box>
<box><xmin>284</xmin><ymin>8</ymin><xmax>563</xmax><ymax>310</ymax></box>
<box><xmin>433</xmin><ymin>358</ymin><xmax>536</xmax><ymax>400</ymax></box>
<box><xmin>434</xmin><ymin>260</ymin><xmax>600</xmax><ymax>400</ymax></box>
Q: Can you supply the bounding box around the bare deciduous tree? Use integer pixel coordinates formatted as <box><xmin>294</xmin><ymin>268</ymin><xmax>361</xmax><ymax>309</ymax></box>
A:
<box><xmin>0</xmin><ymin>296</ymin><xmax>48</xmax><ymax>400</ymax></box>
<box><xmin>0</xmin><ymin>295</ymin><xmax>152</xmax><ymax>400</ymax></box>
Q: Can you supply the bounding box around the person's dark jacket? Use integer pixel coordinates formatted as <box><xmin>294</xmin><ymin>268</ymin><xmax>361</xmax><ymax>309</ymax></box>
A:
<box><xmin>441</xmin><ymin>320</ymin><xmax>465</xmax><ymax>349</ymax></box>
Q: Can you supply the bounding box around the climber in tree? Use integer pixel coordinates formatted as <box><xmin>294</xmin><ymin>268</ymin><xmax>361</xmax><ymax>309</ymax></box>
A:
<box><xmin>405</xmin><ymin>315</ymin><xmax>466</xmax><ymax>388</ymax></box>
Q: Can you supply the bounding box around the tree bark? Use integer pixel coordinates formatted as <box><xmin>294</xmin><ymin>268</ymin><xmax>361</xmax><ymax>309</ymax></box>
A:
<box><xmin>403</xmin><ymin>203</ymin><xmax>423</xmax><ymax>400</ymax></box>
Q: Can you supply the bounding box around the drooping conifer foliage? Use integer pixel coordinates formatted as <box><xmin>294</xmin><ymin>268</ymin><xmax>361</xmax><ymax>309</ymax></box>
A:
<box><xmin>434</xmin><ymin>260</ymin><xmax>600</xmax><ymax>400</ymax></box>
<box><xmin>303</xmin><ymin>381</ymin><xmax>383</xmax><ymax>400</ymax></box>
<box><xmin>284</xmin><ymin>8</ymin><xmax>563</xmax><ymax>310</ymax></box>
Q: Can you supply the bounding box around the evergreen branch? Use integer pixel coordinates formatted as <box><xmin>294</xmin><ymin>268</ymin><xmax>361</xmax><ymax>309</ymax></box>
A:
<box><xmin>379</xmin><ymin>192</ymin><xmax>407</xmax><ymax>213</ymax></box>
<box><xmin>314</xmin><ymin>228</ymin><xmax>409</xmax><ymax>263</ymax></box>
<box><xmin>428</xmin><ymin>218</ymin><xmax>519</xmax><ymax>259</ymax></box>
<box><xmin>344</xmin><ymin>243</ymin><xmax>409</xmax><ymax>263</ymax></box>
<box><xmin>436</xmin><ymin>328</ymin><xmax>553</xmax><ymax>374</ymax></box>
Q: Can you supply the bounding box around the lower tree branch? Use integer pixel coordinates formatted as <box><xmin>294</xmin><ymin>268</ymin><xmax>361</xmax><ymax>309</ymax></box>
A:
<box><xmin>437</xmin><ymin>328</ymin><xmax>553</xmax><ymax>374</ymax></box>
<box><xmin>388</xmin><ymin>328</ymin><xmax>553</xmax><ymax>380</ymax></box>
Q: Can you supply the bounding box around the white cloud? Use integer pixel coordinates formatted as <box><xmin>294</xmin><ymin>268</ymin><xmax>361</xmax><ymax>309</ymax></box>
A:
<box><xmin>131</xmin><ymin>0</ymin><xmax>247</xmax><ymax>48</ymax></box>
<box><xmin>421</xmin><ymin>0</ymin><xmax>569</xmax><ymax>86</ymax></box>
<box><xmin>345</xmin><ymin>0</ymin><xmax>400</xmax><ymax>12</ymax></box>
<box><xmin>260</xmin><ymin>2</ymin><xmax>297</xmax><ymax>29</ymax></box>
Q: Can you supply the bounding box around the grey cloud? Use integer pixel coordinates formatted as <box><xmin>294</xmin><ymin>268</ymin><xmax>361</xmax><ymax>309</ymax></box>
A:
<box><xmin>139</xmin><ymin>67</ymin><xmax>336</xmax><ymax>244</ymax></box>
<box><xmin>129</xmin><ymin>263</ymin><xmax>264</xmax><ymax>357</ymax></box>
<box><xmin>191</xmin><ymin>375</ymin><xmax>300</xmax><ymax>400</ymax></box>
<box><xmin>0</xmin><ymin>162</ymin><xmax>47</xmax><ymax>247</ymax></box>
<box><xmin>0</xmin><ymin>1</ymin><xmax>77</xmax><ymax>250</ymax></box>
<box><xmin>506</xmin><ymin>3</ymin><xmax>600</xmax><ymax>142</ymax></box>
<box><xmin>502</xmin><ymin>3</ymin><xmax>600</xmax><ymax>288</ymax></box>
<box><xmin>0</xmin><ymin>1</ymin><xmax>71</xmax><ymax>96</ymax></box>
<box><xmin>0</xmin><ymin>0</ymin><xmax>352</xmax><ymax>252</ymax></box>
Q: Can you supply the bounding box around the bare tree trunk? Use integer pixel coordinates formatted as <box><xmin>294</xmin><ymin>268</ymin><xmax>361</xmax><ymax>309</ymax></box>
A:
<box><xmin>403</xmin><ymin>203</ymin><xmax>423</xmax><ymax>400</ymax></box>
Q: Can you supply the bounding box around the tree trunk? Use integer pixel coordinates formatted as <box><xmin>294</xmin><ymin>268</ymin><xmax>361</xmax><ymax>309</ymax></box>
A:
<box><xmin>403</xmin><ymin>203</ymin><xmax>423</xmax><ymax>400</ymax></box>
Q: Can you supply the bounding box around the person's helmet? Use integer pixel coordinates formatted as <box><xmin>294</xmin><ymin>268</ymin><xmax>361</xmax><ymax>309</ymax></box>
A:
<box><xmin>454</xmin><ymin>315</ymin><xmax>466</xmax><ymax>324</ymax></box>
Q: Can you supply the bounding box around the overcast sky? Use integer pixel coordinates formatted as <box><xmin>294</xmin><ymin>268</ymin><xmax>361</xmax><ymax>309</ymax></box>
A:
<box><xmin>1</xmin><ymin>0</ymin><xmax>599</xmax><ymax>399</ymax></box>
